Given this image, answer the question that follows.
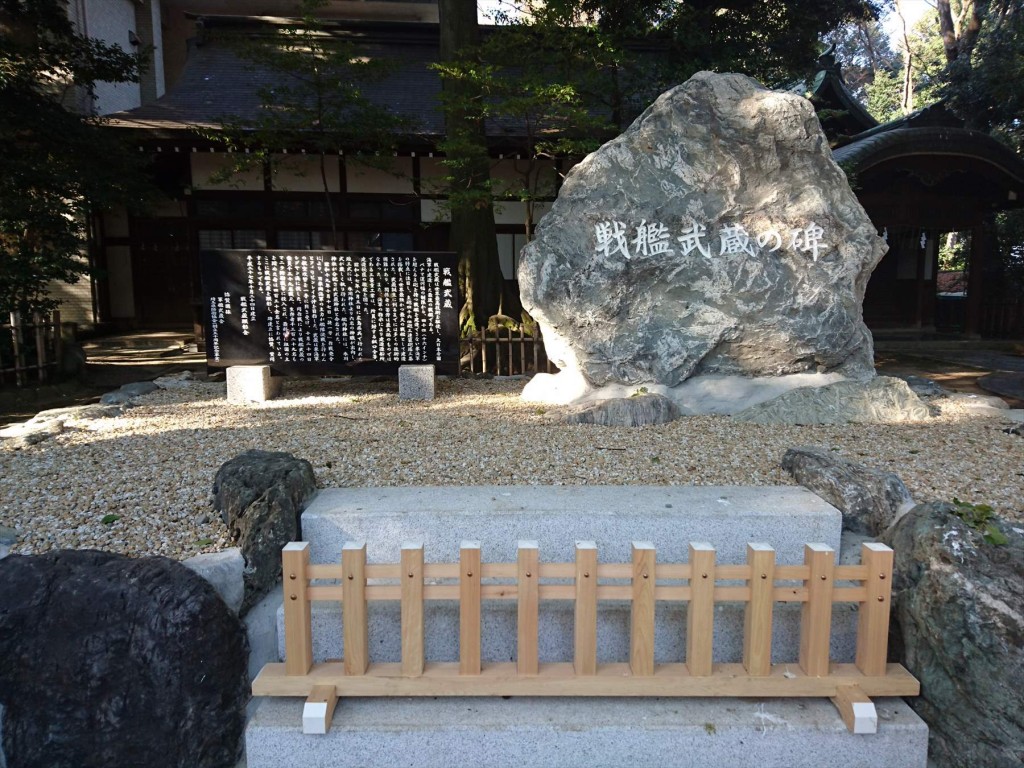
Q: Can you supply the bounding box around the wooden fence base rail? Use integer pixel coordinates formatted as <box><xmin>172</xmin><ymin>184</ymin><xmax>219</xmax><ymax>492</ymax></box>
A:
<box><xmin>254</xmin><ymin>540</ymin><xmax>919</xmax><ymax>736</ymax></box>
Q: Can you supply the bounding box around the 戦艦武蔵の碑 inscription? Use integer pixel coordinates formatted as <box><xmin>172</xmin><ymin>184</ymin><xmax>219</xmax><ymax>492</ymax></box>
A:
<box><xmin>201</xmin><ymin>250</ymin><xmax>459</xmax><ymax>376</ymax></box>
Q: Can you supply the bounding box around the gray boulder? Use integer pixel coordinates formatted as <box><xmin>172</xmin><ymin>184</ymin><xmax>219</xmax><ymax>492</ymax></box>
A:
<box><xmin>0</xmin><ymin>527</ymin><xmax>16</xmax><ymax>560</ymax></box>
<box><xmin>119</xmin><ymin>381</ymin><xmax>159</xmax><ymax>398</ymax></box>
<box><xmin>155</xmin><ymin>371</ymin><xmax>195</xmax><ymax>389</ymax></box>
<box><xmin>99</xmin><ymin>389</ymin><xmax>137</xmax><ymax>406</ymax></box>
<box><xmin>882</xmin><ymin>502</ymin><xmax>1023</xmax><ymax>768</ymax></box>
<box><xmin>213</xmin><ymin>450</ymin><xmax>317</xmax><ymax>614</ymax></box>
<box><xmin>30</xmin><ymin>403</ymin><xmax>124</xmax><ymax>422</ymax></box>
<box><xmin>781</xmin><ymin>446</ymin><xmax>915</xmax><ymax>535</ymax></box>
<box><xmin>0</xmin><ymin>419</ymin><xmax>64</xmax><ymax>448</ymax></box>
<box><xmin>519</xmin><ymin>71</ymin><xmax>885</xmax><ymax>404</ymax></box>
<box><xmin>563</xmin><ymin>393</ymin><xmax>681</xmax><ymax>426</ymax></box>
<box><xmin>0</xmin><ymin>550</ymin><xmax>248</xmax><ymax>768</ymax></box>
<box><xmin>733</xmin><ymin>376</ymin><xmax>932</xmax><ymax>424</ymax></box>
<box><xmin>894</xmin><ymin>374</ymin><xmax>948</xmax><ymax>399</ymax></box>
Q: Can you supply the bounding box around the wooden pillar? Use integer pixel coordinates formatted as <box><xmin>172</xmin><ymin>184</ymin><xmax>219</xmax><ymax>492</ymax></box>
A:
<box><xmin>914</xmin><ymin>230</ymin><xmax>927</xmax><ymax>329</ymax></box>
<box><xmin>965</xmin><ymin>223</ymin><xmax>986</xmax><ymax>337</ymax></box>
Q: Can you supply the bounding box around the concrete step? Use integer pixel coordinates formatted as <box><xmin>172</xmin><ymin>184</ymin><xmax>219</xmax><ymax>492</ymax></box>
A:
<box><xmin>284</xmin><ymin>485</ymin><xmax>848</xmax><ymax>664</ymax></box>
<box><xmin>247</xmin><ymin>486</ymin><xmax>927</xmax><ymax>768</ymax></box>
<box><xmin>246</xmin><ymin>696</ymin><xmax>928</xmax><ymax>768</ymax></box>
<box><xmin>298</xmin><ymin>485</ymin><xmax>843</xmax><ymax>566</ymax></box>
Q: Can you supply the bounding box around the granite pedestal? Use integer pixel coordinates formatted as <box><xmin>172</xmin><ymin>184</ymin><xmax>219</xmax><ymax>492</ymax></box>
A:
<box><xmin>248</xmin><ymin>485</ymin><xmax>927</xmax><ymax>767</ymax></box>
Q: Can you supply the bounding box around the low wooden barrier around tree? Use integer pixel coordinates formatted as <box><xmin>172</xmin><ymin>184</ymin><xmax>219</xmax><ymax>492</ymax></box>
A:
<box><xmin>0</xmin><ymin>311</ymin><xmax>65</xmax><ymax>387</ymax></box>
<box><xmin>253</xmin><ymin>540</ymin><xmax>919</xmax><ymax>736</ymax></box>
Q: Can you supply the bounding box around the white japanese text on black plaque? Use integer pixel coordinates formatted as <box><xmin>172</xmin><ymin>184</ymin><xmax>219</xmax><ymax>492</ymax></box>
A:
<box><xmin>201</xmin><ymin>250</ymin><xmax>459</xmax><ymax>376</ymax></box>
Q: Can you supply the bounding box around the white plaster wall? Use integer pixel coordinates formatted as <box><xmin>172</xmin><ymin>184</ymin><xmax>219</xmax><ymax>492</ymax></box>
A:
<box><xmin>271</xmin><ymin>154</ymin><xmax>340</xmax><ymax>192</ymax></box>
<box><xmin>86</xmin><ymin>0</ymin><xmax>142</xmax><ymax>115</ymax></box>
<box><xmin>494</xmin><ymin>201</ymin><xmax>552</xmax><ymax>226</ymax></box>
<box><xmin>418</xmin><ymin>156</ymin><xmax>447</xmax><ymax>195</ymax></box>
<box><xmin>190</xmin><ymin>153</ymin><xmax>264</xmax><ymax>191</ymax></box>
<box><xmin>491</xmin><ymin>158</ymin><xmax>558</xmax><ymax>198</ymax></box>
<box><xmin>103</xmin><ymin>207</ymin><xmax>130</xmax><ymax>238</ymax></box>
<box><xmin>149</xmin><ymin>0</ymin><xmax>165</xmax><ymax>99</ymax></box>
<box><xmin>47</xmin><ymin>277</ymin><xmax>96</xmax><ymax>327</ymax></box>
<box><xmin>421</xmin><ymin>198</ymin><xmax>451</xmax><ymax>223</ymax></box>
<box><xmin>346</xmin><ymin>157</ymin><xmax>413</xmax><ymax>194</ymax></box>
<box><xmin>106</xmin><ymin>246</ymin><xmax>135</xmax><ymax>318</ymax></box>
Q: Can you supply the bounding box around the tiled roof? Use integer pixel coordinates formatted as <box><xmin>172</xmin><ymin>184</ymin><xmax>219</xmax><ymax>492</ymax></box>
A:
<box><xmin>105</xmin><ymin>19</ymin><xmax>446</xmax><ymax>138</ymax></box>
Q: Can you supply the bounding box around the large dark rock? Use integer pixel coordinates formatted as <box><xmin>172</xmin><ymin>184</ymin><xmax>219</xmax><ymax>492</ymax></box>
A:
<box><xmin>882</xmin><ymin>503</ymin><xmax>1024</xmax><ymax>768</ymax></box>
<box><xmin>213</xmin><ymin>450</ymin><xmax>317</xmax><ymax>613</ymax></box>
<box><xmin>0</xmin><ymin>550</ymin><xmax>248</xmax><ymax>768</ymax></box>
<box><xmin>781</xmin><ymin>445</ymin><xmax>915</xmax><ymax>535</ymax></box>
<box><xmin>519</xmin><ymin>71</ymin><xmax>885</xmax><ymax>410</ymax></box>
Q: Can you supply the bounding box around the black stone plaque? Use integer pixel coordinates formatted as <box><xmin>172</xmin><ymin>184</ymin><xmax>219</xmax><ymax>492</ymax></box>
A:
<box><xmin>201</xmin><ymin>250</ymin><xmax>460</xmax><ymax>376</ymax></box>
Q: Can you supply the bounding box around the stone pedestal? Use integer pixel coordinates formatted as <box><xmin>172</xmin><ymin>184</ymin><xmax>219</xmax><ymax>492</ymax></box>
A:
<box><xmin>227</xmin><ymin>366</ymin><xmax>282</xmax><ymax>403</ymax></box>
<box><xmin>398</xmin><ymin>364</ymin><xmax>435</xmax><ymax>401</ymax></box>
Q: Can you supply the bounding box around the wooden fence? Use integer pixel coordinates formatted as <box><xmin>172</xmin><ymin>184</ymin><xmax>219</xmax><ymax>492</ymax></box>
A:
<box><xmin>0</xmin><ymin>312</ymin><xmax>65</xmax><ymax>387</ymax></box>
<box><xmin>981</xmin><ymin>299</ymin><xmax>1023</xmax><ymax>339</ymax></box>
<box><xmin>462</xmin><ymin>326</ymin><xmax>558</xmax><ymax>376</ymax></box>
<box><xmin>253</xmin><ymin>540</ymin><xmax>919</xmax><ymax>735</ymax></box>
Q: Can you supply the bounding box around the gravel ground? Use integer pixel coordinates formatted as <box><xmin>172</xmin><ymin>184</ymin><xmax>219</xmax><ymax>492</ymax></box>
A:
<box><xmin>1</xmin><ymin>376</ymin><xmax>1022</xmax><ymax>559</ymax></box>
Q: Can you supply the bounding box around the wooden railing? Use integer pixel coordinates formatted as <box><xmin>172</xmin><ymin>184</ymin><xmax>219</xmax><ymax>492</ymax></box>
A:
<box><xmin>0</xmin><ymin>311</ymin><xmax>66</xmax><ymax>387</ymax></box>
<box><xmin>981</xmin><ymin>299</ymin><xmax>1023</xmax><ymax>339</ymax></box>
<box><xmin>253</xmin><ymin>540</ymin><xmax>919</xmax><ymax>736</ymax></box>
<box><xmin>462</xmin><ymin>326</ymin><xmax>558</xmax><ymax>376</ymax></box>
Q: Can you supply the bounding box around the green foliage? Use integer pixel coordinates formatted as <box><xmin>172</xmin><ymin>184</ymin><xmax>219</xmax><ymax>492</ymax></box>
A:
<box><xmin>951</xmin><ymin>498</ymin><xmax>1009</xmax><ymax>546</ymax></box>
<box><xmin>432</xmin><ymin>19</ymin><xmax>620</xmax><ymax>241</ymax></box>
<box><xmin>630</xmin><ymin>386</ymin><xmax>650</xmax><ymax>397</ymax></box>
<box><xmin>207</xmin><ymin>0</ymin><xmax>412</xmax><ymax>244</ymax></box>
<box><xmin>0</xmin><ymin>0</ymin><xmax>152</xmax><ymax>317</ymax></box>
<box><xmin>530</xmin><ymin>0</ymin><xmax>880</xmax><ymax>88</ymax></box>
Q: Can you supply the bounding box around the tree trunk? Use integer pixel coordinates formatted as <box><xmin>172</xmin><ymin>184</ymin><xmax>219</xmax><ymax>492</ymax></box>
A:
<box><xmin>894</xmin><ymin>0</ymin><xmax>915</xmax><ymax>114</ymax></box>
<box><xmin>438</xmin><ymin>0</ymin><xmax>502</xmax><ymax>334</ymax></box>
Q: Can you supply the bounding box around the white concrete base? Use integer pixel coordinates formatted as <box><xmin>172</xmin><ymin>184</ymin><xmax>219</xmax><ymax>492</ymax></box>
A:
<box><xmin>245</xmin><ymin>696</ymin><xmax>928</xmax><ymax>768</ymax></box>
<box><xmin>521</xmin><ymin>369</ymin><xmax>848</xmax><ymax>414</ymax></box>
<box><xmin>227</xmin><ymin>365</ymin><xmax>282</xmax><ymax>403</ymax></box>
<box><xmin>398</xmin><ymin>364</ymin><xmax>435</xmax><ymax>400</ymax></box>
<box><xmin>246</xmin><ymin>585</ymin><xmax>284</xmax><ymax>683</ymax></box>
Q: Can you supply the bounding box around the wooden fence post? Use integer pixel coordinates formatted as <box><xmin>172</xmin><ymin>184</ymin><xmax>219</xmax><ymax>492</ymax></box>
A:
<box><xmin>52</xmin><ymin>311</ymin><xmax>63</xmax><ymax>374</ymax></box>
<box><xmin>574</xmin><ymin>541</ymin><xmax>598</xmax><ymax>676</ymax></box>
<box><xmin>630</xmin><ymin>542</ymin><xmax>656</xmax><ymax>676</ymax></box>
<box><xmin>342</xmin><ymin>541</ymin><xmax>368</xmax><ymax>675</ymax></box>
<box><xmin>10</xmin><ymin>312</ymin><xmax>25</xmax><ymax>387</ymax></box>
<box><xmin>282</xmin><ymin>542</ymin><xmax>313</xmax><ymax>676</ymax></box>
<box><xmin>799</xmin><ymin>543</ymin><xmax>835</xmax><ymax>677</ymax></box>
<box><xmin>855</xmin><ymin>542</ymin><xmax>894</xmax><ymax>677</ymax></box>
<box><xmin>687</xmin><ymin>542</ymin><xmax>716</xmax><ymax>676</ymax></box>
<box><xmin>401</xmin><ymin>542</ymin><xmax>424</xmax><ymax>677</ymax></box>
<box><xmin>32</xmin><ymin>312</ymin><xmax>46</xmax><ymax>382</ymax></box>
<box><xmin>743</xmin><ymin>543</ymin><xmax>775</xmax><ymax>677</ymax></box>
<box><xmin>517</xmin><ymin>541</ymin><xmax>539</xmax><ymax>675</ymax></box>
<box><xmin>460</xmin><ymin>541</ymin><xmax>482</xmax><ymax>675</ymax></box>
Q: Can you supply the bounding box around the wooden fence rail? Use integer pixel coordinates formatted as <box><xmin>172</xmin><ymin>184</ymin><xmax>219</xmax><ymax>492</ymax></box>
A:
<box><xmin>462</xmin><ymin>326</ymin><xmax>558</xmax><ymax>376</ymax></box>
<box><xmin>253</xmin><ymin>540</ymin><xmax>919</xmax><ymax>736</ymax></box>
<box><xmin>0</xmin><ymin>311</ymin><xmax>64</xmax><ymax>387</ymax></box>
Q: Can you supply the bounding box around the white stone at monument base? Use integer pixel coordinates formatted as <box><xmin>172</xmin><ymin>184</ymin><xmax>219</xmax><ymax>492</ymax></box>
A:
<box><xmin>522</xmin><ymin>369</ymin><xmax>848</xmax><ymax>415</ymax></box>
<box><xmin>398</xmin><ymin>364</ymin><xmax>435</xmax><ymax>400</ymax></box>
<box><xmin>227</xmin><ymin>365</ymin><xmax>281</xmax><ymax>403</ymax></box>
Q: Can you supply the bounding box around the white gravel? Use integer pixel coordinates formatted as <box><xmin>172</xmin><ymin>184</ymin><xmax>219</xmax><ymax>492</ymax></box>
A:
<box><xmin>1</xmin><ymin>376</ymin><xmax>1021</xmax><ymax>559</ymax></box>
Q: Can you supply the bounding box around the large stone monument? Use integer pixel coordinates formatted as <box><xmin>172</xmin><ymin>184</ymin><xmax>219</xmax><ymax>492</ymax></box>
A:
<box><xmin>519</xmin><ymin>72</ymin><xmax>887</xmax><ymax>414</ymax></box>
